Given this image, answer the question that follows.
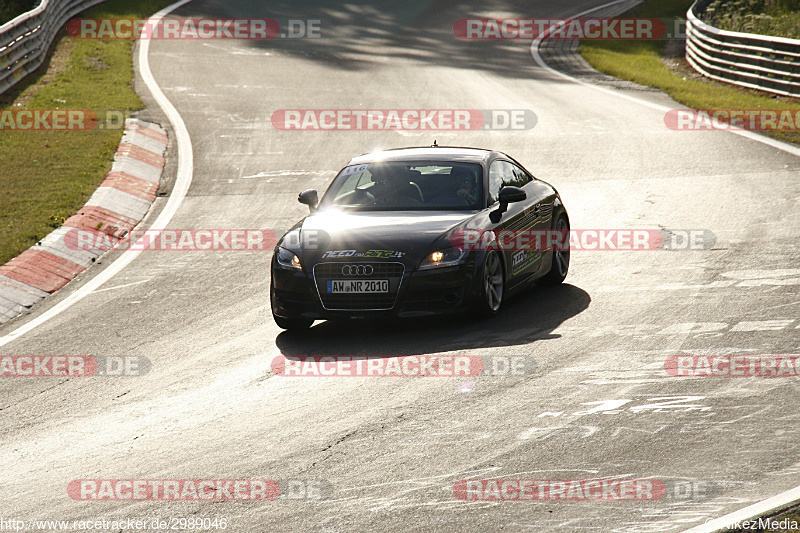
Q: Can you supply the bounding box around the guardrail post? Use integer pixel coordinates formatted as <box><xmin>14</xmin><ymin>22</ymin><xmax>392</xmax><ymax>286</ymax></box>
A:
<box><xmin>686</xmin><ymin>0</ymin><xmax>800</xmax><ymax>98</ymax></box>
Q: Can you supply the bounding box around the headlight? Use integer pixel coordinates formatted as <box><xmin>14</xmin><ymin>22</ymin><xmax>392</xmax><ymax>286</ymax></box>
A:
<box><xmin>420</xmin><ymin>247</ymin><xmax>467</xmax><ymax>269</ymax></box>
<box><xmin>276</xmin><ymin>247</ymin><xmax>302</xmax><ymax>269</ymax></box>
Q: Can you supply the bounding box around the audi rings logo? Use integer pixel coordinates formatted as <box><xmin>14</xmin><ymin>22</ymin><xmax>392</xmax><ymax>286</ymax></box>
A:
<box><xmin>341</xmin><ymin>264</ymin><xmax>373</xmax><ymax>276</ymax></box>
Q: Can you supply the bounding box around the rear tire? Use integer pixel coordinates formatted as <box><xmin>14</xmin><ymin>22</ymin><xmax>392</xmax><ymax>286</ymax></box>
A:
<box><xmin>541</xmin><ymin>215</ymin><xmax>569</xmax><ymax>285</ymax></box>
<box><xmin>475</xmin><ymin>250</ymin><xmax>504</xmax><ymax>316</ymax></box>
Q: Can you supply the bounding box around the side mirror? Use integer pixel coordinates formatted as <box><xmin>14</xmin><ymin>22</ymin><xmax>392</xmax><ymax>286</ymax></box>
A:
<box><xmin>490</xmin><ymin>187</ymin><xmax>526</xmax><ymax>223</ymax></box>
<box><xmin>298</xmin><ymin>189</ymin><xmax>318</xmax><ymax>212</ymax></box>
<box><xmin>498</xmin><ymin>186</ymin><xmax>526</xmax><ymax>204</ymax></box>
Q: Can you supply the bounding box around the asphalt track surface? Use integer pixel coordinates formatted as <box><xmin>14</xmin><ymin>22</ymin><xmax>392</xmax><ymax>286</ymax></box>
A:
<box><xmin>2</xmin><ymin>0</ymin><xmax>800</xmax><ymax>531</ymax></box>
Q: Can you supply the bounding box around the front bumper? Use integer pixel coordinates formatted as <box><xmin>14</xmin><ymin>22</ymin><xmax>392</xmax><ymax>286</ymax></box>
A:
<box><xmin>271</xmin><ymin>256</ymin><xmax>478</xmax><ymax>320</ymax></box>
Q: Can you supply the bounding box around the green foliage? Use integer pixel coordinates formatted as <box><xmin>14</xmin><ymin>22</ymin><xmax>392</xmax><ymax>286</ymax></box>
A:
<box><xmin>703</xmin><ymin>0</ymin><xmax>800</xmax><ymax>39</ymax></box>
<box><xmin>0</xmin><ymin>0</ymin><xmax>39</xmax><ymax>24</ymax></box>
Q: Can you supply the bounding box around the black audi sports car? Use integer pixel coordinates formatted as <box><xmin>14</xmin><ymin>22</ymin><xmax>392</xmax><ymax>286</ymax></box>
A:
<box><xmin>270</xmin><ymin>146</ymin><xmax>569</xmax><ymax>330</ymax></box>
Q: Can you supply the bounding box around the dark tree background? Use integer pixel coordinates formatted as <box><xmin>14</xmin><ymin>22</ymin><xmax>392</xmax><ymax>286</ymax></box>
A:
<box><xmin>0</xmin><ymin>0</ymin><xmax>39</xmax><ymax>25</ymax></box>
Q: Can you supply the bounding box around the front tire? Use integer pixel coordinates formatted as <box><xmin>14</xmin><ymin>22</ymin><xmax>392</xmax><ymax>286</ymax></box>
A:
<box><xmin>541</xmin><ymin>215</ymin><xmax>569</xmax><ymax>285</ymax></box>
<box><xmin>271</xmin><ymin>281</ymin><xmax>313</xmax><ymax>330</ymax></box>
<box><xmin>273</xmin><ymin>314</ymin><xmax>313</xmax><ymax>331</ymax></box>
<box><xmin>475</xmin><ymin>250</ymin><xmax>504</xmax><ymax>316</ymax></box>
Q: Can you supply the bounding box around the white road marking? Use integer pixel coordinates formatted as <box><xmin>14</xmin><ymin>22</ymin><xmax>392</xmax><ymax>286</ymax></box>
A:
<box><xmin>0</xmin><ymin>0</ymin><xmax>196</xmax><ymax>348</ymax></box>
<box><xmin>535</xmin><ymin>397</ymin><xmax>713</xmax><ymax>419</ymax></box>
<box><xmin>242</xmin><ymin>170</ymin><xmax>335</xmax><ymax>179</ymax></box>
<box><xmin>518</xmin><ymin>425</ymin><xmax>600</xmax><ymax>440</ymax></box>
<box><xmin>89</xmin><ymin>279</ymin><xmax>153</xmax><ymax>294</ymax></box>
<box><xmin>581</xmin><ymin>378</ymin><xmax>665</xmax><ymax>385</ymax></box>
<box><xmin>202</xmin><ymin>42</ymin><xmax>271</xmax><ymax>55</ymax></box>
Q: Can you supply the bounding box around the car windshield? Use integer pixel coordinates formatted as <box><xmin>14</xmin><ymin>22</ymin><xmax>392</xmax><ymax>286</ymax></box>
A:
<box><xmin>318</xmin><ymin>161</ymin><xmax>484</xmax><ymax>211</ymax></box>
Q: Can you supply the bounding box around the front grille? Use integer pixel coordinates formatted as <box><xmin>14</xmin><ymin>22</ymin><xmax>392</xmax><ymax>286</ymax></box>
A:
<box><xmin>313</xmin><ymin>262</ymin><xmax>405</xmax><ymax>310</ymax></box>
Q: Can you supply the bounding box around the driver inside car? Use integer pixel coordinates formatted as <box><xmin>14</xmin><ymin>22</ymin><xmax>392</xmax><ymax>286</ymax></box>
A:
<box><xmin>453</xmin><ymin>166</ymin><xmax>478</xmax><ymax>205</ymax></box>
<box><xmin>371</xmin><ymin>168</ymin><xmax>422</xmax><ymax>207</ymax></box>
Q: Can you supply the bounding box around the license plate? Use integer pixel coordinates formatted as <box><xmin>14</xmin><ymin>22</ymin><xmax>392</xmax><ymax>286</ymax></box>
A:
<box><xmin>327</xmin><ymin>279</ymin><xmax>389</xmax><ymax>294</ymax></box>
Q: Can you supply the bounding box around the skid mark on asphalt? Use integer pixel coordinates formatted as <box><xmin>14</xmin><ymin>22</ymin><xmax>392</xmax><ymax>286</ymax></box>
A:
<box><xmin>554</xmin><ymin>320</ymin><xmax>800</xmax><ymax>338</ymax></box>
<box><xmin>322</xmin><ymin>464</ymin><xmax>749</xmax><ymax>532</ymax></box>
<box><xmin>598</xmin><ymin>268</ymin><xmax>800</xmax><ymax>292</ymax></box>
<box><xmin>759</xmin><ymin>300</ymin><xmax>800</xmax><ymax>312</ymax></box>
<box><xmin>322</xmin><ymin>467</ymin><xmax>504</xmax><ymax>511</ymax></box>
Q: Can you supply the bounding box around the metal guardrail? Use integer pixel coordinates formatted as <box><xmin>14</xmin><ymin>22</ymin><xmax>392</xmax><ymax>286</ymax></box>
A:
<box><xmin>0</xmin><ymin>0</ymin><xmax>109</xmax><ymax>95</ymax></box>
<box><xmin>686</xmin><ymin>0</ymin><xmax>800</xmax><ymax>99</ymax></box>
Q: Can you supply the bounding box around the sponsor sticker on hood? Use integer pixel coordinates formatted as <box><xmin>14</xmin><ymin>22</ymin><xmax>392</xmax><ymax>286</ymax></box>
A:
<box><xmin>322</xmin><ymin>249</ymin><xmax>405</xmax><ymax>259</ymax></box>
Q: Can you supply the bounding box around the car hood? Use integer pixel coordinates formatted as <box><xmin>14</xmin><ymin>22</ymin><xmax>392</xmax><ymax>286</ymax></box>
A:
<box><xmin>296</xmin><ymin>210</ymin><xmax>473</xmax><ymax>266</ymax></box>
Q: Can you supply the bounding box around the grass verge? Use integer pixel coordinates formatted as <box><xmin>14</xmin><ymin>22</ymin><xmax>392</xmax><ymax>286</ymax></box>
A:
<box><xmin>0</xmin><ymin>0</ymin><xmax>173</xmax><ymax>266</ymax></box>
<box><xmin>578</xmin><ymin>0</ymin><xmax>800</xmax><ymax>145</ymax></box>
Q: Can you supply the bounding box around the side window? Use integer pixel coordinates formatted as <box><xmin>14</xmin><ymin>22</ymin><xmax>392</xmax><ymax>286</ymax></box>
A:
<box><xmin>489</xmin><ymin>161</ymin><xmax>526</xmax><ymax>204</ymax></box>
<box><xmin>509</xmin><ymin>163</ymin><xmax>532</xmax><ymax>187</ymax></box>
<box><xmin>488</xmin><ymin>161</ymin><xmax>505</xmax><ymax>205</ymax></box>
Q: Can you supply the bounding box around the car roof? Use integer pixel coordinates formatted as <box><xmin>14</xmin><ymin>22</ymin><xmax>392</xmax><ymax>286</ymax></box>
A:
<box><xmin>347</xmin><ymin>146</ymin><xmax>501</xmax><ymax>166</ymax></box>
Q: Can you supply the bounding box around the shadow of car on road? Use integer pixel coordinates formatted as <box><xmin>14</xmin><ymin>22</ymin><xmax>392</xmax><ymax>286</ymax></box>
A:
<box><xmin>275</xmin><ymin>283</ymin><xmax>590</xmax><ymax>356</ymax></box>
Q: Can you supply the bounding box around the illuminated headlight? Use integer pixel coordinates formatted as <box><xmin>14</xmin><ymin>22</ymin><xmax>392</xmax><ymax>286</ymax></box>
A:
<box><xmin>420</xmin><ymin>248</ymin><xmax>467</xmax><ymax>269</ymax></box>
<box><xmin>276</xmin><ymin>247</ymin><xmax>302</xmax><ymax>269</ymax></box>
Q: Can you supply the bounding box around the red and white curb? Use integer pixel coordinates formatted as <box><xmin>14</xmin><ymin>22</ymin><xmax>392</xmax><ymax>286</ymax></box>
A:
<box><xmin>0</xmin><ymin>118</ymin><xmax>167</xmax><ymax>324</ymax></box>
